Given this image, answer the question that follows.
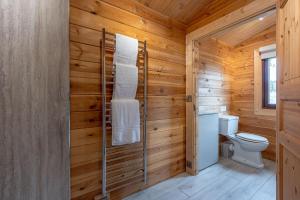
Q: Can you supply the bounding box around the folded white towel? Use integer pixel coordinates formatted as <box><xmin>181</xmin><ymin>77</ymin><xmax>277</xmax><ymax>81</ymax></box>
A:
<box><xmin>113</xmin><ymin>64</ymin><xmax>138</xmax><ymax>99</ymax></box>
<box><xmin>111</xmin><ymin>99</ymin><xmax>140</xmax><ymax>146</ymax></box>
<box><xmin>114</xmin><ymin>33</ymin><xmax>138</xmax><ymax>66</ymax></box>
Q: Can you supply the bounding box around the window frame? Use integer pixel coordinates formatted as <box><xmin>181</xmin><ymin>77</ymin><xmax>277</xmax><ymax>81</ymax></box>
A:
<box><xmin>262</xmin><ymin>57</ymin><xmax>276</xmax><ymax>109</ymax></box>
<box><xmin>253</xmin><ymin>44</ymin><xmax>276</xmax><ymax>117</ymax></box>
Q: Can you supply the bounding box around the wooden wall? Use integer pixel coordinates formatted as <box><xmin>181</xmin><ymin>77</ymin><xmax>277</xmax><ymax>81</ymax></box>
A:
<box><xmin>0</xmin><ymin>0</ymin><xmax>70</xmax><ymax>199</ymax></box>
<box><xmin>69</xmin><ymin>0</ymin><xmax>186</xmax><ymax>199</ymax></box>
<box><xmin>194</xmin><ymin>39</ymin><xmax>233</xmax><ymax>115</ymax></box>
<box><xmin>230</xmin><ymin>25</ymin><xmax>277</xmax><ymax>160</ymax></box>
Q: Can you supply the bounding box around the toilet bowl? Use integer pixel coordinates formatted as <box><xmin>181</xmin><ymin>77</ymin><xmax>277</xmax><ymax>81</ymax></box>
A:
<box><xmin>228</xmin><ymin>133</ymin><xmax>269</xmax><ymax>168</ymax></box>
<box><xmin>219</xmin><ymin>115</ymin><xmax>269</xmax><ymax>168</ymax></box>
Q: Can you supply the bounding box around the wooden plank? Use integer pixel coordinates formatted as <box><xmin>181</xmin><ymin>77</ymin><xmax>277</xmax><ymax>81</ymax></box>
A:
<box><xmin>187</xmin><ymin>0</ymin><xmax>276</xmax><ymax>40</ymax></box>
<box><xmin>70</xmin><ymin>78</ymin><xmax>184</xmax><ymax>96</ymax></box>
<box><xmin>147</xmin><ymin>84</ymin><xmax>185</xmax><ymax>96</ymax></box>
<box><xmin>282</xmin><ymin>147</ymin><xmax>300</xmax><ymax>200</ymax></box>
<box><xmin>280</xmin><ymin>83</ymin><xmax>300</xmax><ymax>101</ymax></box>
<box><xmin>234</xmin><ymin>25</ymin><xmax>276</xmax><ymax>49</ymax></box>
<box><xmin>71</xmin><ymin>41</ymin><xmax>100</xmax><ymax>63</ymax></box>
<box><xmin>71</xmin><ymin>127</ymin><xmax>101</xmax><ymax>147</ymax></box>
<box><xmin>282</xmin><ymin>101</ymin><xmax>300</xmax><ymax>136</ymax></box>
<box><xmin>70</xmin><ymin>7</ymin><xmax>185</xmax><ymax>55</ymax></box>
<box><xmin>70</xmin><ymin>59</ymin><xmax>101</xmax><ymax>78</ymax></box>
<box><xmin>71</xmin><ymin>111</ymin><xmax>101</xmax><ymax>130</ymax></box>
<box><xmin>148</xmin><ymin>127</ymin><xmax>186</xmax><ymax>148</ymax></box>
<box><xmin>71</xmin><ymin>58</ymin><xmax>185</xmax><ymax>78</ymax></box>
<box><xmin>71</xmin><ymin>175</ymin><xmax>101</xmax><ymax>199</ymax></box>
<box><xmin>212</xmin><ymin>10</ymin><xmax>276</xmax><ymax>47</ymax></box>
<box><xmin>70</xmin><ymin>0</ymin><xmax>185</xmax><ymax>42</ymax></box>
<box><xmin>69</xmin><ymin>28</ymin><xmax>185</xmax><ymax>65</ymax></box>
<box><xmin>101</xmin><ymin>0</ymin><xmax>187</xmax><ymax>30</ymax></box>
<box><xmin>147</xmin><ymin>106</ymin><xmax>185</xmax><ymax>121</ymax></box>
<box><xmin>71</xmin><ymin>95</ymin><xmax>185</xmax><ymax>112</ymax></box>
<box><xmin>147</xmin><ymin>118</ymin><xmax>185</xmax><ymax>132</ymax></box>
<box><xmin>187</xmin><ymin>0</ymin><xmax>256</xmax><ymax>32</ymax></box>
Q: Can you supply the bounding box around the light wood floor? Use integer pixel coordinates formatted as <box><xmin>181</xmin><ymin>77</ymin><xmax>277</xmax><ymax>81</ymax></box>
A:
<box><xmin>125</xmin><ymin>159</ymin><xmax>276</xmax><ymax>200</ymax></box>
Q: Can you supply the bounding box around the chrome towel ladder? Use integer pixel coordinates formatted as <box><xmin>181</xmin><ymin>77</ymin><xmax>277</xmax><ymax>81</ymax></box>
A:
<box><xmin>99</xmin><ymin>28</ymin><xmax>148</xmax><ymax>200</ymax></box>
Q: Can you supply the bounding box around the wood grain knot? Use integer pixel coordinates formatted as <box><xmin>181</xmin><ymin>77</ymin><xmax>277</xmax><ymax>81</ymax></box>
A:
<box><xmin>89</xmin><ymin>119</ymin><xmax>96</xmax><ymax>122</ymax></box>
<box><xmin>90</xmin><ymin>11</ymin><xmax>97</xmax><ymax>15</ymax></box>
<box><xmin>90</xmin><ymin>104</ymin><xmax>97</xmax><ymax>109</ymax></box>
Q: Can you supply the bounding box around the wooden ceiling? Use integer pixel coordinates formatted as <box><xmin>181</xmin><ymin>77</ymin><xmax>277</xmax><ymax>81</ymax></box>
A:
<box><xmin>212</xmin><ymin>10</ymin><xmax>276</xmax><ymax>47</ymax></box>
<box><xmin>134</xmin><ymin>0</ymin><xmax>255</xmax><ymax>29</ymax></box>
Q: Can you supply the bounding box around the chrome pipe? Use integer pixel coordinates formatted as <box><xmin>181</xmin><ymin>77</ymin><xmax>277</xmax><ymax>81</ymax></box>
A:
<box><xmin>143</xmin><ymin>41</ymin><xmax>148</xmax><ymax>184</ymax></box>
<box><xmin>101</xmin><ymin>28</ymin><xmax>107</xmax><ymax>198</ymax></box>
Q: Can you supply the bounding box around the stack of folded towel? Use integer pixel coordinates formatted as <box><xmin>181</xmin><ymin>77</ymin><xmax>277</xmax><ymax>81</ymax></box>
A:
<box><xmin>111</xmin><ymin>34</ymin><xmax>140</xmax><ymax>146</ymax></box>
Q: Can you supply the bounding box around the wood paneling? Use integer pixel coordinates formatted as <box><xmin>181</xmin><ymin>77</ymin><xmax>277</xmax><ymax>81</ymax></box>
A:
<box><xmin>0</xmin><ymin>0</ymin><xmax>69</xmax><ymax>199</ymax></box>
<box><xmin>230</xmin><ymin>25</ymin><xmax>277</xmax><ymax>161</ymax></box>
<box><xmin>213</xmin><ymin>10</ymin><xmax>276</xmax><ymax>47</ymax></box>
<box><xmin>69</xmin><ymin>0</ymin><xmax>186</xmax><ymax>199</ymax></box>
<box><xmin>194</xmin><ymin>38</ymin><xmax>233</xmax><ymax>115</ymax></box>
<box><xmin>100</xmin><ymin>0</ymin><xmax>186</xmax><ymax>30</ymax></box>
<box><xmin>136</xmin><ymin>0</ymin><xmax>213</xmax><ymax>25</ymax></box>
<box><xmin>187</xmin><ymin>0</ymin><xmax>256</xmax><ymax>32</ymax></box>
<box><xmin>134</xmin><ymin>0</ymin><xmax>254</xmax><ymax>30</ymax></box>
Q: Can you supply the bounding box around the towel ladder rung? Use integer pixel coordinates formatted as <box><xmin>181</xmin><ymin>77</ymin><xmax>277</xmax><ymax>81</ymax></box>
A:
<box><xmin>105</xmin><ymin>101</ymin><xmax>144</xmax><ymax>105</ymax></box>
<box><xmin>105</xmin><ymin>81</ymin><xmax>145</xmax><ymax>86</ymax></box>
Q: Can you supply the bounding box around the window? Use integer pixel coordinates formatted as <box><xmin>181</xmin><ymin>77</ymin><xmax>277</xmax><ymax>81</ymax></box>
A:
<box><xmin>262</xmin><ymin>57</ymin><xmax>277</xmax><ymax>109</ymax></box>
<box><xmin>254</xmin><ymin>44</ymin><xmax>276</xmax><ymax>116</ymax></box>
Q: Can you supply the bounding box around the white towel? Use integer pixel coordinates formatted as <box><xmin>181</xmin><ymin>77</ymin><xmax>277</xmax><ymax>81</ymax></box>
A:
<box><xmin>111</xmin><ymin>99</ymin><xmax>140</xmax><ymax>146</ymax></box>
<box><xmin>114</xmin><ymin>33</ymin><xmax>138</xmax><ymax>66</ymax></box>
<box><xmin>113</xmin><ymin>64</ymin><xmax>138</xmax><ymax>99</ymax></box>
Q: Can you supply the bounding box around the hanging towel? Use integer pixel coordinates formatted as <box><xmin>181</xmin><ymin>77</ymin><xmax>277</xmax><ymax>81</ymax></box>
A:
<box><xmin>111</xmin><ymin>99</ymin><xmax>140</xmax><ymax>146</ymax></box>
<box><xmin>113</xmin><ymin>64</ymin><xmax>138</xmax><ymax>99</ymax></box>
<box><xmin>114</xmin><ymin>33</ymin><xmax>138</xmax><ymax>66</ymax></box>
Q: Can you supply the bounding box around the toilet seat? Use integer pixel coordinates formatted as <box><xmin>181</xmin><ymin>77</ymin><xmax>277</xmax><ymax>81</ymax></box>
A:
<box><xmin>236</xmin><ymin>133</ymin><xmax>268</xmax><ymax>143</ymax></box>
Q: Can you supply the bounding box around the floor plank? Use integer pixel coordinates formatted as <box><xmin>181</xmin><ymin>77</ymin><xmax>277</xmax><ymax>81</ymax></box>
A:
<box><xmin>217</xmin><ymin>160</ymin><xmax>275</xmax><ymax>200</ymax></box>
<box><xmin>250</xmin><ymin>175</ymin><xmax>276</xmax><ymax>200</ymax></box>
<box><xmin>124</xmin><ymin>159</ymin><xmax>276</xmax><ymax>200</ymax></box>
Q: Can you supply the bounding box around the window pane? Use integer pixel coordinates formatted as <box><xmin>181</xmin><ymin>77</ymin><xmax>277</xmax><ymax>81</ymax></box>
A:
<box><xmin>268</xmin><ymin>58</ymin><xmax>276</xmax><ymax>105</ymax></box>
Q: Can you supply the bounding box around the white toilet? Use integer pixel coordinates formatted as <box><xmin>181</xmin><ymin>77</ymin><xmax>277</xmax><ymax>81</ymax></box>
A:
<box><xmin>219</xmin><ymin>115</ymin><xmax>269</xmax><ymax>168</ymax></box>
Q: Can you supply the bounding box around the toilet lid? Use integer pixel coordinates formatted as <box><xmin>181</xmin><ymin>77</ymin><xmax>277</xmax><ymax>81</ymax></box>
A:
<box><xmin>236</xmin><ymin>133</ymin><xmax>268</xmax><ymax>143</ymax></box>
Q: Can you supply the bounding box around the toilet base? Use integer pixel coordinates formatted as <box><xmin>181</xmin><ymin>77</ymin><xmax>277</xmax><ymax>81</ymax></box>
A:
<box><xmin>231</xmin><ymin>141</ymin><xmax>264</xmax><ymax>168</ymax></box>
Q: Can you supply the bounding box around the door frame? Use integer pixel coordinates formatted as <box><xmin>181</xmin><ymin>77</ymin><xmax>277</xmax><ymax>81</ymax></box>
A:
<box><xmin>185</xmin><ymin>0</ymin><xmax>276</xmax><ymax>175</ymax></box>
